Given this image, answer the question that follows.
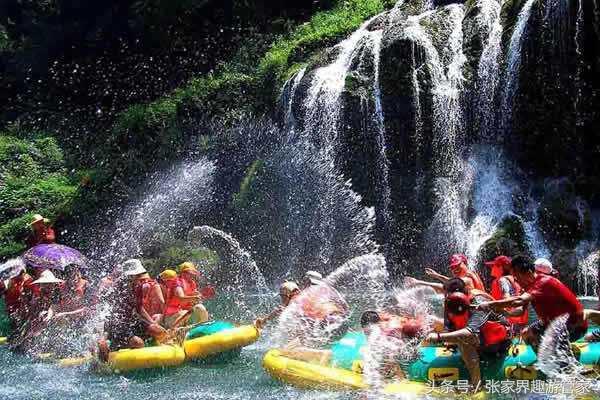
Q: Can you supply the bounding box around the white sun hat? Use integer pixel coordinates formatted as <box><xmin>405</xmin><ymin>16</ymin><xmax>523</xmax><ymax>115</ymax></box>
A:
<box><xmin>32</xmin><ymin>270</ymin><xmax>64</xmax><ymax>285</ymax></box>
<box><xmin>122</xmin><ymin>259</ymin><xmax>147</xmax><ymax>276</ymax></box>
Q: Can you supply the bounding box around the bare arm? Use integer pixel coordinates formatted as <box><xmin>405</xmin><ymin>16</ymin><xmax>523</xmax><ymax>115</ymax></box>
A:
<box><xmin>405</xmin><ymin>277</ymin><xmax>444</xmax><ymax>294</ymax></box>
<box><xmin>425</xmin><ymin>268</ymin><xmax>450</xmax><ymax>283</ymax></box>
<box><xmin>479</xmin><ymin>293</ymin><xmax>532</xmax><ymax>311</ymax></box>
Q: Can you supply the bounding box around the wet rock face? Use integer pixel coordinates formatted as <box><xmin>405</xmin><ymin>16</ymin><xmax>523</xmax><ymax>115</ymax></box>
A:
<box><xmin>538</xmin><ymin>178</ymin><xmax>591</xmax><ymax>249</ymax></box>
<box><xmin>551</xmin><ymin>247</ymin><xmax>579</xmax><ymax>289</ymax></box>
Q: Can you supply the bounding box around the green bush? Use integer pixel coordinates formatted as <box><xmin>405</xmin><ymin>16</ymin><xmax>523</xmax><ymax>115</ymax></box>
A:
<box><xmin>0</xmin><ymin>135</ymin><xmax>80</xmax><ymax>259</ymax></box>
<box><xmin>257</xmin><ymin>0</ymin><xmax>394</xmax><ymax>92</ymax></box>
<box><xmin>141</xmin><ymin>241</ymin><xmax>221</xmax><ymax>277</ymax></box>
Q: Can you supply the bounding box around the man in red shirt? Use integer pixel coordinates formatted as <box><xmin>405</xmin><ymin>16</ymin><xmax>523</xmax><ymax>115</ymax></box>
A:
<box><xmin>477</xmin><ymin>254</ymin><xmax>587</xmax><ymax>348</ymax></box>
<box><xmin>26</xmin><ymin>214</ymin><xmax>56</xmax><ymax>248</ymax></box>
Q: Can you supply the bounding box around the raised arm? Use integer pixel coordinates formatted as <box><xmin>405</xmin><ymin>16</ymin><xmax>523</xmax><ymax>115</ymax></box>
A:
<box><xmin>404</xmin><ymin>276</ymin><xmax>444</xmax><ymax>294</ymax></box>
<box><xmin>478</xmin><ymin>293</ymin><xmax>532</xmax><ymax>311</ymax></box>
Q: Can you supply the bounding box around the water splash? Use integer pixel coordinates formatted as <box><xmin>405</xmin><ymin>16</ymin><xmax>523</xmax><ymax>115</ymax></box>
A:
<box><xmin>500</xmin><ymin>0</ymin><xmax>537</xmax><ymax>133</ymax></box>
<box><xmin>0</xmin><ymin>257</ymin><xmax>26</xmax><ymax>280</ymax></box>
<box><xmin>84</xmin><ymin>158</ymin><xmax>216</xmax><ymax>268</ymax></box>
<box><xmin>523</xmin><ymin>195</ymin><xmax>552</xmax><ymax>258</ymax></box>
<box><xmin>464</xmin><ymin>147</ymin><xmax>515</xmax><ymax>265</ymax></box>
<box><xmin>325</xmin><ymin>253</ymin><xmax>390</xmax><ymax>312</ymax></box>
<box><xmin>576</xmin><ymin>242</ymin><xmax>599</xmax><ymax>297</ymax></box>
<box><xmin>187</xmin><ymin>225</ymin><xmax>270</xmax><ymax>318</ymax></box>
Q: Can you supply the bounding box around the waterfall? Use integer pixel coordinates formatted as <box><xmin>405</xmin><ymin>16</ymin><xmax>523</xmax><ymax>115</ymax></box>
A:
<box><xmin>574</xmin><ymin>0</ymin><xmax>584</xmax><ymax>128</ymax></box>
<box><xmin>411</xmin><ymin>42</ymin><xmax>425</xmax><ymax>194</ymax></box>
<box><xmin>464</xmin><ymin>147</ymin><xmax>515</xmax><ymax>264</ymax></box>
<box><xmin>544</xmin><ymin>0</ymin><xmax>571</xmax><ymax>59</ymax></box>
<box><xmin>500</xmin><ymin>0</ymin><xmax>537</xmax><ymax>133</ymax></box>
<box><xmin>280</xmin><ymin>66</ymin><xmax>306</xmax><ymax>129</ymax></box>
<box><xmin>404</xmin><ymin>5</ymin><xmax>469</xmax><ymax>253</ymax></box>
<box><xmin>275</xmin><ymin>19</ymin><xmax>381</xmax><ymax>273</ymax></box>
<box><xmin>475</xmin><ymin>0</ymin><xmax>503</xmax><ymax>139</ymax></box>
<box><xmin>372</xmin><ymin>31</ymin><xmax>393</xmax><ymax>240</ymax></box>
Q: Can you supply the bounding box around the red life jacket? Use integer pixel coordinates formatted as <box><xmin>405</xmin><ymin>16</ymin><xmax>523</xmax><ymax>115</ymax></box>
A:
<box><xmin>490</xmin><ymin>276</ymin><xmax>529</xmax><ymax>326</ymax></box>
<box><xmin>446</xmin><ymin>293</ymin><xmax>508</xmax><ymax>347</ymax></box>
<box><xmin>465</xmin><ymin>270</ymin><xmax>485</xmax><ymax>291</ymax></box>
<box><xmin>134</xmin><ymin>277</ymin><xmax>163</xmax><ymax>316</ymax></box>
<box><xmin>4</xmin><ymin>275</ymin><xmax>32</xmax><ymax>314</ymax></box>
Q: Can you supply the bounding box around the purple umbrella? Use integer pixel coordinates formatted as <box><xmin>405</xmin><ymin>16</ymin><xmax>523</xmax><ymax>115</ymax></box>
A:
<box><xmin>22</xmin><ymin>244</ymin><xmax>87</xmax><ymax>271</ymax></box>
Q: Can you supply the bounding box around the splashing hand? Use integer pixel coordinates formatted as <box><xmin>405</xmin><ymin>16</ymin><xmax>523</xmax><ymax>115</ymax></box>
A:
<box><xmin>424</xmin><ymin>268</ymin><xmax>437</xmax><ymax>277</ymax></box>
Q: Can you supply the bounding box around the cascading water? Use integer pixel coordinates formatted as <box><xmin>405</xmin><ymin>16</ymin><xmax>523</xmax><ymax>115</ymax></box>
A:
<box><xmin>464</xmin><ymin>148</ymin><xmax>515</xmax><ymax>264</ymax></box>
<box><xmin>475</xmin><ymin>0</ymin><xmax>504</xmax><ymax>139</ymax></box>
<box><xmin>574</xmin><ymin>0</ymin><xmax>585</xmax><ymax>129</ymax></box>
<box><xmin>372</xmin><ymin>31</ymin><xmax>394</xmax><ymax>241</ymax></box>
<box><xmin>276</xmin><ymin>19</ymin><xmax>381</xmax><ymax>274</ymax></box>
<box><xmin>404</xmin><ymin>5</ymin><xmax>469</xmax><ymax>255</ymax></box>
<box><xmin>280</xmin><ymin>66</ymin><xmax>307</xmax><ymax>129</ymax></box>
<box><xmin>499</xmin><ymin>0</ymin><xmax>537</xmax><ymax>133</ymax></box>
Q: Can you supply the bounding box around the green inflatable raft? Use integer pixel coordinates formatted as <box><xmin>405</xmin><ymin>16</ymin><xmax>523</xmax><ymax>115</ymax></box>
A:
<box><xmin>328</xmin><ymin>330</ymin><xmax>600</xmax><ymax>382</ymax></box>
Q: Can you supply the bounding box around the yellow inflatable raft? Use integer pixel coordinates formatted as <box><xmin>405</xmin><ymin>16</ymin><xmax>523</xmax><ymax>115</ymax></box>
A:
<box><xmin>107</xmin><ymin>321</ymin><xmax>259</xmax><ymax>373</ymax></box>
<box><xmin>263</xmin><ymin>350</ymin><xmax>485</xmax><ymax>398</ymax></box>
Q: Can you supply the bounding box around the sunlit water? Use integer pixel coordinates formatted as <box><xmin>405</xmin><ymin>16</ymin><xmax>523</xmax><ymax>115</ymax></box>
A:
<box><xmin>2</xmin><ymin>296</ymin><xmax>596</xmax><ymax>399</ymax></box>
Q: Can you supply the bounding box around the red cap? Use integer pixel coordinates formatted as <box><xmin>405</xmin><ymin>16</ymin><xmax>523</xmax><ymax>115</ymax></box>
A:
<box><xmin>484</xmin><ymin>255</ymin><xmax>512</xmax><ymax>268</ymax></box>
<box><xmin>449</xmin><ymin>254</ymin><xmax>468</xmax><ymax>267</ymax></box>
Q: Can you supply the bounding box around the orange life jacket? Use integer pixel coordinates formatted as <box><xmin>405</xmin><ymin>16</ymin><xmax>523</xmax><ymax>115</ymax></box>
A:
<box><xmin>490</xmin><ymin>275</ymin><xmax>529</xmax><ymax>325</ymax></box>
<box><xmin>134</xmin><ymin>277</ymin><xmax>163</xmax><ymax>316</ymax></box>
<box><xmin>163</xmin><ymin>278</ymin><xmax>187</xmax><ymax>316</ymax></box>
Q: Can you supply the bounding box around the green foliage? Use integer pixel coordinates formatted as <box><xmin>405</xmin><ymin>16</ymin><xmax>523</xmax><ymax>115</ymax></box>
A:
<box><xmin>257</xmin><ymin>0</ymin><xmax>393</xmax><ymax>92</ymax></box>
<box><xmin>0</xmin><ymin>24</ymin><xmax>11</xmax><ymax>51</ymax></box>
<box><xmin>141</xmin><ymin>240</ymin><xmax>220</xmax><ymax>277</ymax></box>
<box><xmin>0</xmin><ymin>135</ymin><xmax>80</xmax><ymax>259</ymax></box>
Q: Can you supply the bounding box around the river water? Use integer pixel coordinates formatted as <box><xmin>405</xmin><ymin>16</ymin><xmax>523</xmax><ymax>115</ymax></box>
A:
<box><xmin>0</xmin><ymin>296</ymin><xmax>598</xmax><ymax>400</ymax></box>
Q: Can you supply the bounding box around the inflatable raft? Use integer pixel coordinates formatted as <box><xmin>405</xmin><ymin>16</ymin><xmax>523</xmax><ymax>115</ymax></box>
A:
<box><xmin>108</xmin><ymin>320</ymin><xmax>259</xmax><ymax>373</ymax></box>
<box><xmin>263</xmin><ymin>330</ymin><xmax>600</xmax><ymax>391</ymax></box>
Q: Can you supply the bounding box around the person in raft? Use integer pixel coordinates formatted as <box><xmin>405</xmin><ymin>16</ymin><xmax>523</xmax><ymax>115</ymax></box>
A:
<box><xmin>404</xmin><ymin>253</ymin><xmax>485</xmax><ymax>293</ymax></box>
<box><xmin>254</xmin><ymin>281</ymin><xmax>301</xmax><ymax>329</ymax></box>
<box><xmin>159</xmin><ymin>266</ymin><xmax>209</xmax><ymax>329</ymax></box>
<box><xmin>476</xmin><ymin>254</ymin><xmax>588</xmax><ymax>348</ymax></box>
<box><xmin>0</xmin><ymin>260</ymin><xmax>35</xmax><ymax>334</ymax></box>
<box><xmin>424</xmin><ymin>278</ymin><xmax>511</xmax><ymax>392</ymax></box>
<box><xmin>97</xmin><ymin>259</ymin><xmax>169</xmax><ymax>361</ymax></box>
<box><xmin>278</xmin><ymin>310</ymin><xmax>423</xmax><ymax>380</ymax></box>
<box><xmin>485</xmin><ymin>255</ymin><xmax>528</xmax><ymax>334</ymax></box>
<box><xmin>26</xmin><ymin>214</ymin><xmax>56</xmax><ymax>248</ymax></box>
